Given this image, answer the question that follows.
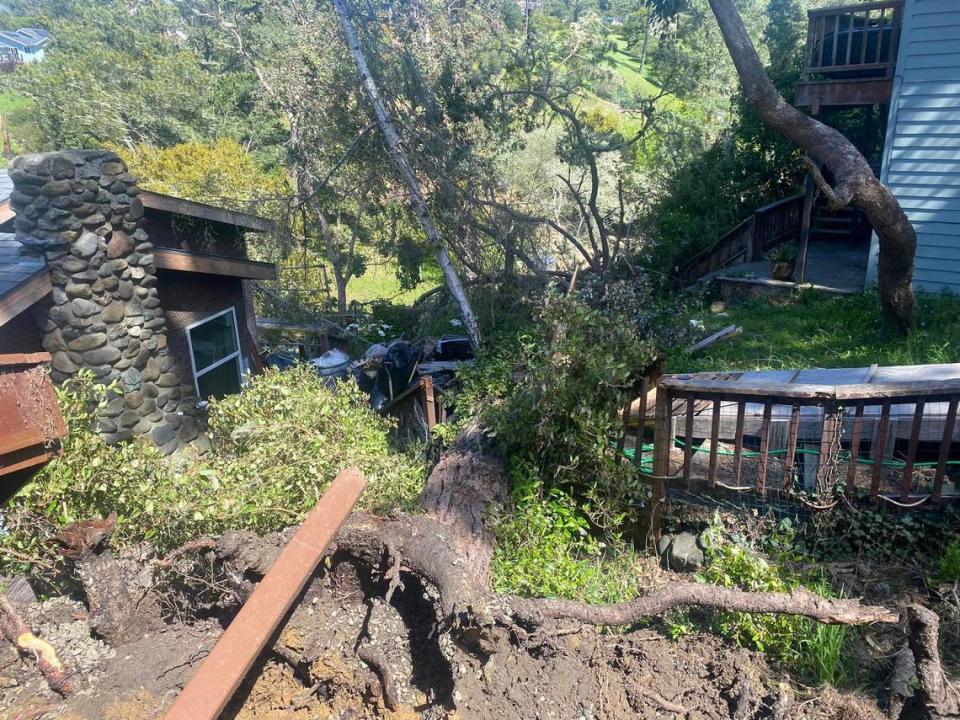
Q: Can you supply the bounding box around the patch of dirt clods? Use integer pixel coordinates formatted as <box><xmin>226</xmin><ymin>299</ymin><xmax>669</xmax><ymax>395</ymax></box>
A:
<box><xmin>2</xmin><ymin>559</ymin><xmax>886</xmax><ymax>720</ymax></box>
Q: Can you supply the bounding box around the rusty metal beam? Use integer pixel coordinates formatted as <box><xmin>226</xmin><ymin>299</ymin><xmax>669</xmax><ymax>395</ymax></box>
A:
<box><xmin>163</xmin><ymin>468</ymin><xmax>366</xmax><ymax>720</ymax></box>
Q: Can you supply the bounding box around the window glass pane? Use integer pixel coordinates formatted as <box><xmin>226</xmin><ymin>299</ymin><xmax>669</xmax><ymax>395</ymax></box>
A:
<box><xmin>190</xmin><ymin>311</ymin><xmax>238</xmax><ymax>371</ymax></box>
<box><xmin>197</xmin><ymin>357</ymin><xmax>242</xmax><ymax>399</ymax></box>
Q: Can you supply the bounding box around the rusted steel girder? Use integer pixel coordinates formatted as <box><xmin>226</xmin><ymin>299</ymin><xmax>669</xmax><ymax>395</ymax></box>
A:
<box><xmin>163</xmin><ymin>467</ymin><xmax>367</xmax><ymax>720</ymax></box>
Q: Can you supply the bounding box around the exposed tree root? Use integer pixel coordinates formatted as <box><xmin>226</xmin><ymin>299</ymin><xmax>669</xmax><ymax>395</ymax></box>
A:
<box><xmin>904</xmin><ymin>604</ymin><xmax>960</xmax><ymax>720</ymax></box>
<box><xmin>358</xmin><ymin>645</ymin><xmax>400</xmax><ymax>711</ymax></box>
<box><xmin>71</xmin><ymin>425</ymin><xmax>960</xmax><ymax>718</ymax></box>
<box><xmin>508</xmin><ymin>583</ymin><xmax>898</xmax><ymax>627</ymax></box>
<box><xmin>0</xmin><ymin>593</ymin><xmax>76</xmax><ymax>696</ymax></box>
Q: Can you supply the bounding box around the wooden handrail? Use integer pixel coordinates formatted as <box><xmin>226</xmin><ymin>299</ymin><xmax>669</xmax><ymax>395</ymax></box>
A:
<box><xmin>662</xmin><ymin>376</ymin><xmax>960</xmax><ymax>403</ymax></box>
<box><xmin>681</xmin><ymin>193</ymin><xmax>804</xmax><ymax>285</ymax></box>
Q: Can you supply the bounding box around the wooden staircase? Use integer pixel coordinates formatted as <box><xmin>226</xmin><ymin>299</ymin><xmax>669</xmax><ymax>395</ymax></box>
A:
<box><xmin>809</xmin><ymin>194</ymin><xmax>872</xmax><ymax>246</ymax></box>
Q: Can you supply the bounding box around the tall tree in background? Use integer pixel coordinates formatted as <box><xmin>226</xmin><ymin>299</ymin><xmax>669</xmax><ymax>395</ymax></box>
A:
<box><xmin>707</xmin><ymin>0</ymin><xmax>917</xmax><ymax>332</ymax></box>
<box><xmin>331</xmin><ymin>0</ymin><xmax>482</xmax><ymax>349</ymax></box>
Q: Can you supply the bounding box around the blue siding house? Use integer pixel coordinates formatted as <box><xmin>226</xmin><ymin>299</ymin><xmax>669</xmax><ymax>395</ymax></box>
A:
<box><xmin>871</xmin><ymin>0</ymin><xmax>960</xmax><ymax>292</ymax></box>
<box><xmin>689</xmin><ymin>0</ymin><xmax>960</xmax><ymax>296</ymax></box>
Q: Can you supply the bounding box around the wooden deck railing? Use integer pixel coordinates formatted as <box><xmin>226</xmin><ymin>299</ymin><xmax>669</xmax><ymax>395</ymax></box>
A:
<box><xmin>803</xmin><ymin>1</ymin><xmax>903</xmax><ymax>81</ymax></box>
<box><xmin>681</xmin><ymin>194</ymin><xmax>804</xmax><ymax>285</ymax></box>
<box><xmin>643</xmin><ymin>375</ymin><xmax>960</xmax><ymax>514</ymax></box>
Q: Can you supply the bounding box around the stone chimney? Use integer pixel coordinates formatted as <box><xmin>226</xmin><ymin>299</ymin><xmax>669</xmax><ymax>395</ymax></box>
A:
<box><xmin>9</xmin><ymin>150</ymin><xmax>200</xmax><ymax>454</ymax></box>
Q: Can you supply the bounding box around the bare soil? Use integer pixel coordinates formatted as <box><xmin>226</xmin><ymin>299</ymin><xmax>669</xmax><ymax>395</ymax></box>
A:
<box><xmin>1</xmin><ymin>555</ymin><xmax>887</xmax><ymax>720</ymax></box>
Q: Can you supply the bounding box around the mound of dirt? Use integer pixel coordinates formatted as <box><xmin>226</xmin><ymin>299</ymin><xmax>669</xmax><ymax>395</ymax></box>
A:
<box><xmin>0</xmin><ymin>552</ymin><xmax>887</xmax><ymax>720</ymax></box>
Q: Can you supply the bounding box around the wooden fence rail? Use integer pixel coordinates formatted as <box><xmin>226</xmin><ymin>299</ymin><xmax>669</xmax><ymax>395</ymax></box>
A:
<box><xmin>803</xmin><ymin>0</ymin><xmax>903</xmax><ymax>81</ymax></box>
<box><xmin>634</xmin><ymin>376</ymin><xmax>960</xmax><ymax>520</ymax></box>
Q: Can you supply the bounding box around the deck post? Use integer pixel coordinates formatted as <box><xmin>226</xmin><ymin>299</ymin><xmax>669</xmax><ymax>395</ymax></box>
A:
<box><xmin>650</xmin><ymin>384</ymin><xmax>672</xmax><ymax>545</ymax></box>
<box><xmin>796</xmin><ymin>174</ymin><xmax>816</xmax><ymax>284</ymax></box>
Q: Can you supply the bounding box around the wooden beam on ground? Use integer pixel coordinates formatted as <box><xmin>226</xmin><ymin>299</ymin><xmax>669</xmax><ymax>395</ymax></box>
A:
<box><xmin>162</xmin><ymin>468</ymin><xmax>366</xmax><ymax>720</ymax></box>
<box><xmin>138</xmin><ymin>191</ymin><xmax>275</xmax><ymax>233</ymax></box>
<box><xmin>256</xmin><ymin>317</ymin><xmax>339</xmax><ymax>335</ymax></box>
<box><xmin>0</xmin><ymin>270</ymin><xmax>52</xmax><ymax>327</ymax></box>
<box><xmin>685</xmin><ymin>325</ymin><xmax>742</xmax><ymax>354</ymax></box>
<box><xmin>153</xmin><ymin>249</ymin><xmax>277</xmax><ymax>281</ymax></box>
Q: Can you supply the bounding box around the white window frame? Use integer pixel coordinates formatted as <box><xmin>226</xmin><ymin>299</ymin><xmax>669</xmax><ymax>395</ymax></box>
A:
<box><xmin>185</xmin><ymin>306</ymin><xmax>243</xmax><ymax>398</ymax></box>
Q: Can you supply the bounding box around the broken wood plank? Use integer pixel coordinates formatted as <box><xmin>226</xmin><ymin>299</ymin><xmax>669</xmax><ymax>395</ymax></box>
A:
<box><xmin>163</xmin><ymin>468</ymin><xmax>366</xmax><ymax>720</ymax></box>
<box><xmin>685</xmin><ymin>324</ymin><xmax>742</xmax><ymax>354</ymax></box>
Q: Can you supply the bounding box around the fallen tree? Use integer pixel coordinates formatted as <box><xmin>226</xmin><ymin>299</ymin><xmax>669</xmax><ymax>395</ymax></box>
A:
<box><xmin>24</xmin><ymin>426</ymin><xmax>958</xmax><ymax>718</ymax></box>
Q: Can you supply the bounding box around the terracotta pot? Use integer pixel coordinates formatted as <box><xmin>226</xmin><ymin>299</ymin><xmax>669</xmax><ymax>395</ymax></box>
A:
<box><xmin>771</xmin><ymin>261</ymin><xmax>795</xmax><ymax>281</ymax></box>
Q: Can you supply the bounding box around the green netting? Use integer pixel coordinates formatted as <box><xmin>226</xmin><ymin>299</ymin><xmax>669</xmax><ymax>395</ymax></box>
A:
<box><xmin>615</xmin><ymin>439</ymin><xmax>960</xmax><ymax>469</ymax></box>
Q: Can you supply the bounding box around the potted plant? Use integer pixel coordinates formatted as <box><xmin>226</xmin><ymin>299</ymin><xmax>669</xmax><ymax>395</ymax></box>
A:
<box><xmin>768</xmin><ymin>243</ymin><xmax>797</xmax><ymax>281</ymax></box>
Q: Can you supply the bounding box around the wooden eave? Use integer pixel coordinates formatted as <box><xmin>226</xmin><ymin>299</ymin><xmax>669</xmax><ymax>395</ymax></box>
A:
<box><xmin>0</xmin><ymin>269</ymin><xmax>52</xmax><ymax>327</ymax></box>
<box><xmin>138</xmin><ymin>191</ymin><xmax>276</xmax><ymax>233</ymax></box>
<box><xmin>153</xmin><ymin>248</ymin><xmax>278</xmax><ymax>281</ymax></box>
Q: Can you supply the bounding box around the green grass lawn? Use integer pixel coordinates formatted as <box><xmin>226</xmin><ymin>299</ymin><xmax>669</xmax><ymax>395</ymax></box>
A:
<box><xmin>347</xmin><ymin>260</ymin><xmax>441</xmax><ymax>306</ymax></box>
<box><xmin>605</xmin><ymin>37</ymin><xmax>665</xmax><ymax>100</ymax></box>
<box><xmin>0</xmin><ymin>89</ymin><xmax>31</xmax><ymax>115</ymax></box>
<box><xmin>0</xmin><ymin>89</ymin><xmax>37</xmax><ymax>166</ymax></box>
<box><xmin>667</xmin><ymin>290</ymin><xmax>960</xmax><ymax>374</ymax></box>
<box><xmin>582</xmin><ymin>34</ymin><xmax>682</xmax><ymax>139</ymax></box>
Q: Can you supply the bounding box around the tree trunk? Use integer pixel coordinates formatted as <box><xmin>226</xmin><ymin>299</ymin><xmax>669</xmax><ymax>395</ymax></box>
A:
<box><xmin>706</xmin><ymin>0</ymin><xmax>917</xmax><ymax>333</ymax></box>
<box><xmin>332</xmin><ymin>0</ymin><xmax>483</xmax><ymax>351</ymax></box>
<box><xmin>638</xmin><ymin>5</ymin><xmax>652</xmax><ymax>76</ymax></box>
<box><xmin>334</xmin><ymin>267</ymin><xmax>348</xmax><ymax>316</ymax></box>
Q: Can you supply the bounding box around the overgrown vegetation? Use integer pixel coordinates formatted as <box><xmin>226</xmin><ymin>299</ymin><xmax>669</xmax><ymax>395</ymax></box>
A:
<box><xmin>455</xmin><ymin>289</ymin><xmax>658</xmax><ymax>532</ymax></box>
<box><xmin>490</xmin><ymin>467</ymin><xmax>642</xmax><ymax>604</ymax></box>
<box><xmin>672</xmin><ymin>517</ymin><xmax>854</xmax><ymax>686</ymax></box>
<box><xmin>0</xmin><ymin>368</ymin><xmax>425</xmax><ymax>574</ymax></box>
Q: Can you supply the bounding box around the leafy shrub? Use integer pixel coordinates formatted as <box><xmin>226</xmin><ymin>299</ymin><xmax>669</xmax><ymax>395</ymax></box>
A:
<box><xmin>932</xmin><ymin>538</ymin><xmax>960</xmax><ymax>585</ymax></box>
<box><xmin>1</xmin><ymin>367</ymin><xmax>426</xmax><ymax>574</ymax></box>
<box><xmin>798</xmin><ymin>505</ymin><xmax>960</xmax><ymax>564</ymax></box>
<box><xmin>490</xmin><ymin>459</ymin><xmax>640</xmax><ymax>604</ymax></box>
<box><xmin>685</xmin><ymin>518</ymin><xmax>854</xmax><ymax>687</ymax></box>
<box><xmin>463</xmin><ymin>291</ymin><xmax>657</xmax><ymax>531</ymax></box>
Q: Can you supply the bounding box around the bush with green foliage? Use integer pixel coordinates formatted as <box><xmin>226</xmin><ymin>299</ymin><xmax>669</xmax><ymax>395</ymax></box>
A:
<box><xmin>0</xmin><ymin>367</ymin><xmax>425</xmax><ymax>575</ymax></box>
<box><xmin>931</xmin><ymin>538</ymin><xmax>960</xmax><ymax>586</ymax></box>
<box><xmin>490</xmin><ymin>459</ymin><xmax>640</xmax><ymax>604</ymax></box>
<box><xmin>457</xmin><ymin>290</ymin><xmax>657</xmax><ymax>531</ymax></box>
<box><xmin>674</xmin><ymin>517</ymin><xmax>853</xmax><ymax>686</ymax></box>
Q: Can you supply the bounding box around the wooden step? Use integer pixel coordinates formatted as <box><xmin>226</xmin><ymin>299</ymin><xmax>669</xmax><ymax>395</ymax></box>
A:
<box><xmin>811</xmin><ymin>228</ymin><xmax>855</xmax><ymax>237</ymax></box>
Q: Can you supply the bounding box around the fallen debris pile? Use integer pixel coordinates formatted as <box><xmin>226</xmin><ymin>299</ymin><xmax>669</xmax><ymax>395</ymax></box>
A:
<box><xmin>2</xmin><ymin>430</ymin><xmax>959</xmax><ymax>719</ymax></box>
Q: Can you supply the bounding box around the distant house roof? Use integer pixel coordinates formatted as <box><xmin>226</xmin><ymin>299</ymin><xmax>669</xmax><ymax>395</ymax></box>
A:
<box><xmin>0</xmin><ymin>28</ymin><xmax>50</xmax><ymax>51</ymax></box>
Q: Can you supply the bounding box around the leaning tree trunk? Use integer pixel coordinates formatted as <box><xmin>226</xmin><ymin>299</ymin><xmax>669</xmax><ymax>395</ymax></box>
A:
<box><xmin>332</xmin><ymin>0</ymin><xmax>483</xmax><ymax>351</ymax></box>
<box><xmin>707</xmin><ymin>0</ymin><xmax>917</xmax><ymax>333</ymax></box>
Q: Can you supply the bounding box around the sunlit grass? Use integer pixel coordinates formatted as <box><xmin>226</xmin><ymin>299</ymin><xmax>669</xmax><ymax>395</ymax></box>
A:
<box><xmin>668</xmin><ymin>289</ymin><xmax>960</xmax><ymax>373</ymax></box>
<box><xmin>346</xmin><ymin>259</ymin><xmax>441</xmax><ymax>305</ymax></box>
